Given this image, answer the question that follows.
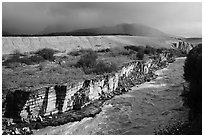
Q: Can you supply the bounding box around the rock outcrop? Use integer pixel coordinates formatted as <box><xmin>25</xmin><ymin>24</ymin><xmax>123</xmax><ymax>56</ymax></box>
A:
<box><xmin>172</xmin><ymin>40</ymin><xmax>194</xmax><ymax>54</ymax></box>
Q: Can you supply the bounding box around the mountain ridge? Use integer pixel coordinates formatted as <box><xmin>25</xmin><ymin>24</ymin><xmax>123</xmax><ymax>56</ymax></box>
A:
<box><xmin>3</xmin><ymin>23</ymin><xmax>170</xmax><ymax>38</ymax></box>
<box><xmin>71</xmin><ymin>23</ymin><xmax>169</xmax><ymax>37</ymax></box>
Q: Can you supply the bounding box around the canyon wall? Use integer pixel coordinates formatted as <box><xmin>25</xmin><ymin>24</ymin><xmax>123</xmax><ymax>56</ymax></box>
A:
<box><xmin>172</xmin><ymin>40</ymin><xmax>194</xmax><ymax>54</ymax></box>
<box><xmin>3</xmin><ymin>52</ymin><xmax>172</xmax><ymax>120</ymax></box>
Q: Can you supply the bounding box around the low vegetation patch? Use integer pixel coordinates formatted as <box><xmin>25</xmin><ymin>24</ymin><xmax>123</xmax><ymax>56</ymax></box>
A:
<box><xmin>35</xmin><ymin>48</ymin><xmax>57</xmax><ymax>61</ymax></box>
<box><xmin>76</xmin><ymin>49</ymin><xmax>98</xmax><ymax>68</ymax></box>
<box><xmin>69</xmin><ymin>49</ymin><xmax>96</xmax><ymax>56</ymax></box>
<box><xmin>3</xmin><ymin>48</ymin><xmax>58</xmax><ymax>68</ymax></box>
<box><xmin>76</xmin><ymin>49</ymin><xmax>117</xmax><ymax>74</ymax></box>
<box><xmin>2</xmin><ymin>45</ymin><xmax>184</xmax><ymax>90</ymax></box>
<box><xmin>136</xmin><ymin>50</ymin><xmax>144</xmax><ymax>60</ymax></box>
<box><xmin>89</xmin><ymin>61</ymin><xmax>117</xmax><ymax>75</ymax></box>
<box><xmin>97</xmin><ymin>48</ymin><xmax>111</xmax><ymax>53</ymax></box>
<box><xmin>144</xmin><ymin>45</ymin><xmax>157</xmax><ymax>55</ymax></box>
<box><xmin>124</xmin><ymin>45</ymin><xmax>144</xmax><ymax>52</ymax></box>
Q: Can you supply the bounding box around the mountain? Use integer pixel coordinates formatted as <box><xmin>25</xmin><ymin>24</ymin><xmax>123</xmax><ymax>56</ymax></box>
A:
<box><xmin>71</xmin><ymin>23</ymin><xmax>169</xmax><ymax>37</ymax></box>
<box><xmin>41</xmin><ymin>23</ymin><xmax>170</xmax><ymax>37</ymax></box>
<box><xmin>39</xmin><ymin>24</ymin><xmax>71</xmax><ymax>35</ymax></box>
<box><xmin>2</xmin><ymin>29</ymin><xmax>30</xmax><ymax>36</ymax></box>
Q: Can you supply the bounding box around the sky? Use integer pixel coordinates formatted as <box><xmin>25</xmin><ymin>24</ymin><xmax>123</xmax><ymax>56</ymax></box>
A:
<box><xmin>2</xmin><ymin>2</ymin><xmax>202</xmax><ymax>37</ymax></box>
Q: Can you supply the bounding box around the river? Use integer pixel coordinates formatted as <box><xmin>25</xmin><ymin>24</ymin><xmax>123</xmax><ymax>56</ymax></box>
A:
<box><xmin>33</xmin><ymin>57</ymin><xmax>189</xmax><ymax>135</ymax></box>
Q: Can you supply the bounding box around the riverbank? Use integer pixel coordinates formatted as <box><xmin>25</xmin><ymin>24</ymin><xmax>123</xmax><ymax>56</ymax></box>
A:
<box><xmin>33</xmin><ymin>57</ymin><xmax>189</xmax><ymax>135</ymax></box>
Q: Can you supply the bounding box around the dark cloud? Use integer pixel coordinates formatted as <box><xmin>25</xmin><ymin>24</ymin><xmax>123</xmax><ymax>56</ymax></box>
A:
<box><xmin>2</xmin><ymin>2</ymin><xmax>202</xmax><ymax>37</ymax></box>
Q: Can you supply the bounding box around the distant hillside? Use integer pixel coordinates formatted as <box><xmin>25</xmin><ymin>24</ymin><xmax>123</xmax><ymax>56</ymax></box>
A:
<box><xmin>41</xmin><ymin>23</ymin><xmax>169</xmax><ymax>37</ymax></box>
<box><xmin>39</xmin><ymin>24</ymin><xmax>71</xmax><ymax>35</ymax></box>
<box><xmin>2</xmin><ymin>36</ymin><xmax>179</xmax><ymax>55</ymax></box>
<box><xmin>2</xmin><ymin>30</ymin><xmax>29</xmax><ymax>37</ymax></box>
<box><xmin>71</xmin><ymin>23</ymin><xmax>169</xmax><ymax>37</ymax></box>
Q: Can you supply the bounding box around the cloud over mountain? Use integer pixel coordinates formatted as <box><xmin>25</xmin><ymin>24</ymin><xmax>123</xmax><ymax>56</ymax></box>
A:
<box><xmin>2</xmin><ymin>2</ymin><xmax>202</xmax><ymax>37</ymax></box>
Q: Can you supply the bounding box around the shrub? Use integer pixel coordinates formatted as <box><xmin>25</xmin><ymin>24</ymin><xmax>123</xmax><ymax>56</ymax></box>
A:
<box><xmin>35</xmin><ymin>48</ymin><xmax>56</xmax><ymax>61</ymax></box>
<box><xmin>183</xmin><ymin>44</ymin><xmax>202</xmax><ymax>119</ymax></box>
<box><xmin>97</xmin><ymin>48</ymin><xmax>110</xmax><ymax>53</ymax></box>
<box><xmin>29</xmin><ymin>55</ymin><xmax>45</xmax><ymax>63</ymax></box>
<box><xmin>82</xmin><ymin>61</ymin><xmax>117</xmax><ymax>75</ymax></box>
<box><xmin>3</xmin><ymin>56</ymin><xmax>19</xmax><ymax>65</ymax></box>
<box><xmin>92</xmin><ymin>61</ymin><xmax>117</xmax><ymax>75</ymax></box>
<box><xmin>144</xmin><ymin>45</ymin><xmax>156</xmax><ymax>55</ymax></box>
<box><xmin>19</xmin><ymin>57</ymin><xmax>33</xmax><ymax>65</ymax></box>
<box><xmin>6</xmin><ymin>62</ymin><xmax>20</xmax><ymax>69</ymax></box>
<box><xmin>124</xmin><ymin>45</ymin><xmax>145</xmax><ymax>52</ymax></box>
<box><xmin>3</xmin><ymin>54</ymin><xmax>27</xmax><ymax>67</ymax></box>
<box><xmin>76</xmin><ymin>49</ymin><xmax>117</xmax><ymax>74</ymax></box>
<box><xmin>109</xmin><ymin>47</ymin><xmax>134</xmax><ymax>57</ymax></box>
<box><xmin>156</xmin><ymin>48</ymin><xmax>163</xmax><ymax>53</ymax></box>
<box><xmin>136</xmin><ymin>49</ymin><xmax>144</xmax><ymax>60</ymax></box>
<box><xmin>3</xmin><ymin>54</ymin><xmax>45</xmax><ymax>67</ymax></box>
<box><xmin>76</xmin><ymin>49</ymin><xmax>98</xmax><ymax>68</ymax></box>
<box><xmin>4</xmin><ymin>50</ymin><xmax>22</xmax><ymax>65</ymax></box>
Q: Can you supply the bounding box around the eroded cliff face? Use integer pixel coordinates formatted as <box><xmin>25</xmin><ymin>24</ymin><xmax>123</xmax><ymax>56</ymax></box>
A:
<box><xmin>172</xmin><ymin>40</ymin><xmax>194</xmax><ymax>54</ymax></box>
<box><xmin>3</xmin><ymin>52</ymin><xmax>173</xmax><ymax>121</ymax></box>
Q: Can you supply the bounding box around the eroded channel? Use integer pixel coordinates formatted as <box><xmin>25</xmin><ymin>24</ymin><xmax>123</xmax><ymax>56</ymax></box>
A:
<box><xmin>33</xmin><ymin>57</ymin><xmax>189</xmax><ymax>135</ymax></box>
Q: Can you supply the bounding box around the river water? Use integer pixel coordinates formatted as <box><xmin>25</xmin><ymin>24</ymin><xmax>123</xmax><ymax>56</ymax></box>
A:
<box><xmin>34</xmin><ymin>57</ymin><xmax>189</xmax><ymax>135</ymax></box>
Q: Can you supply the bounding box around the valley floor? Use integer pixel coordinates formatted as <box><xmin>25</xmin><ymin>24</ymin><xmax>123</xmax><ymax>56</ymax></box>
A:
<box><xmin>33</xmin><ymin>57</ymin><xmax>189</xmax><ymax>135</ymax></box>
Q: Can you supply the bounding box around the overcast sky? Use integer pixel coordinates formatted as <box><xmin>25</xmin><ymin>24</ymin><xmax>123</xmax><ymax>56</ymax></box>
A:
<box><xmin>2</xmin><ymin>2</ymin><xmax>202</xmax><ymax>37</ymax></box>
